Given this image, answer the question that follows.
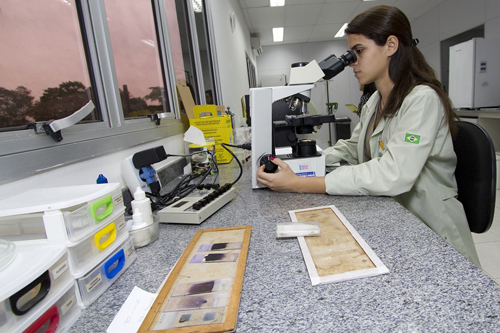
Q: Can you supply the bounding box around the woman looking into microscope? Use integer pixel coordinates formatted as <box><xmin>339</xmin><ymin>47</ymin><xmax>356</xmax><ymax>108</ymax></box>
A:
<box><xmin>256</xmin><ymin>5</ymin><xmax>480</xmax><ymax>267</ymax></box>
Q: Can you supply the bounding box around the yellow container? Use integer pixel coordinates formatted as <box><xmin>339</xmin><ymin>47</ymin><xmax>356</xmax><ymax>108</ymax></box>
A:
<box><xmin>189</xmin><ymin>105</ymin><xmax>233</xmax><ymax>164</ymax></box>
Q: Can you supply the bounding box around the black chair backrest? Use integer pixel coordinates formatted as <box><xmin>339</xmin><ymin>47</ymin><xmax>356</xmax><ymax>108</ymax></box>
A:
<box><xmin>453</xmin><ymin>121</ymin><xmax>496</xmax><ymax>233</ymax></box>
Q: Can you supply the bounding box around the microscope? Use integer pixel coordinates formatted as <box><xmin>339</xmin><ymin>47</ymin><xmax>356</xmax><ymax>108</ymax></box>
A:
<box><xmin>251</xmin><ymin>49</ymin><xmax>356</xmax><ymax>189</ymax></box>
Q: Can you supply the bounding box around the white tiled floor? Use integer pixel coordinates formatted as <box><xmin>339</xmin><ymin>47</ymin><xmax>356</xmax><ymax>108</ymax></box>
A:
<box><xmin>472</xmin><ymin>189</ymin><xmax>500</xmax><ymax>285</ymax></box>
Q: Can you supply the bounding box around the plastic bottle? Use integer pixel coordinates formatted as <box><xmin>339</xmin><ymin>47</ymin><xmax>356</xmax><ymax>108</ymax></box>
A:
<box><xmin>131</xmin><ymin>187</ymin><xmax>153</xmax><ymax>226</ymax></box>
<box><xmin>130</xmin><ymin>208</ymin><xmax>152</xmax><ymax>247</ymax></box>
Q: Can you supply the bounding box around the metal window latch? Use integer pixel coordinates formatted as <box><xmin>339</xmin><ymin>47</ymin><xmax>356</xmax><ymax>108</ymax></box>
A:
<box><xmin>28</xmin><ymin>101</ymin><xmax>95</xmax><ymax>142</ymax></box>
<box><xmin>148</xmin><ymin>112</ymin><xmax>169</xmax><ymax>125</ymax></box>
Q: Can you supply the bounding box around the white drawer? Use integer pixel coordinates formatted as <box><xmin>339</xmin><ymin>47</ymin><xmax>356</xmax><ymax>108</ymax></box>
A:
<box><xmin>17</xmin><ymin>281</ymin><xmax>80</xmax><ymax>333</ymax></box>
<box><xmin>67</xmin><ymin>211</ymin><xmax>129</xmax><ymax>277</ymax></box>
<box><xmin>0</xmin><ymin>183</ymin><xmax>125</xmax><ymax>244</ymax></box>
<box><xmin>0</xmin><ymin>246</ymin><xmax>72</xmax><ymax>332</ymax></box>
<box><xmin>77</xmin><ymin>237</ymin><xmax>137</xmax><ymax>307</ymax></box>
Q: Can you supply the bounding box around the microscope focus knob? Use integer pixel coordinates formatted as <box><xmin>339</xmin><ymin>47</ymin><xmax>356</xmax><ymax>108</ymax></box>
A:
<box><xmin>259</xmin><ymin>154</ymin><xmax>278</xmax><ymax>173</ymax></box>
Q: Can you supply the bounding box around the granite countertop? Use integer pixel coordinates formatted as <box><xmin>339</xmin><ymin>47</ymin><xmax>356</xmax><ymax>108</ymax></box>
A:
<box><xmin>69</xmin><ymin>162</ymin><xmax>500</xmax><ymax>332</ymax></box>
<box><xmin>456</xmin><ymin>108</ymin><xmax>500</xmax><ymax>116</ymax></box>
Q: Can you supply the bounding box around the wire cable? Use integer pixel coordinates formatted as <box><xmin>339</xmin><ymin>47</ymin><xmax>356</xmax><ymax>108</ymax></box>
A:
<box><xmin>220</xmin><ymin>143</ymin><xmax>244</xmax><ymax>186</ymax></box>
<box><xmin>152</xmin><ymin>149</ymin><xmax>217</xmax><ymax>207</ymax></box>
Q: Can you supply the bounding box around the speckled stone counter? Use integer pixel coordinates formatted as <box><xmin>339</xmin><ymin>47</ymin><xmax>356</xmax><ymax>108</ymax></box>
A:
<box><xmin>69</xmin><ymin>162</ymin><xmax>500</xmax><ymax>332</ymax></box>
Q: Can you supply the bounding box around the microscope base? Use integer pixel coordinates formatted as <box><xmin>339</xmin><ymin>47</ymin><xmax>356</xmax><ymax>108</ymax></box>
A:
<box><xmin>280</xmin><ymin>154</ymin><xmax>326</xmax><ymax>177</ymax></box>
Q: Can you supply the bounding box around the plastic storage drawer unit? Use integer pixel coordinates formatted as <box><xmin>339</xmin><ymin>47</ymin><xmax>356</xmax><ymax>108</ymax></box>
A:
<box><xmin>0</xmin><ymin>213</ymin><xmax>46</xmax><ymax>242</ymax></box>
<box><xmin>20</xmin><ymin>281</ymin><xmax>80</xmax><ymax>333</ymax></box>
<box><xmin>77</xmin><ymin>236</ymin><xmax>137</xmax><ymax>307</ymax></box>
<box><xmin>0</xmin><ymin>183</ymin><xmax>124</xmax><ymax>244</ymax></box>
<box><xmin>67</xmin><ymin>209</ymin><xmax>128</xmax><ymax>277</ymax></box>
<box><xmin>0</xmin><ymin>244</ymin><xmax>73</xmax><ymax>332</ymax></box>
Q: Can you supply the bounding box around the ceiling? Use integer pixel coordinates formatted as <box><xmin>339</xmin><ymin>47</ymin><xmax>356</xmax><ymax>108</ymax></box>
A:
<box><xmin>237</xmin><ymin>0</ymin><xmax>446</xmax><ymax>46</ymax></box>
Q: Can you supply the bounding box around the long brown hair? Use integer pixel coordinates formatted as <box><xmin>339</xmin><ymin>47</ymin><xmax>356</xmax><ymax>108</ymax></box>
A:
<box><xmin>345</xmin><ymin>5</ymin><xmax>457</xmax><ymax>134</ymax></box>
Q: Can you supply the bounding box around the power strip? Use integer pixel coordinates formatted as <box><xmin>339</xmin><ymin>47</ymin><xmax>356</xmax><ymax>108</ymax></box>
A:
<box><xmin>156</xmin><ymin>186</ymin><xmax>237</xmax><ymax>224</ymax></box>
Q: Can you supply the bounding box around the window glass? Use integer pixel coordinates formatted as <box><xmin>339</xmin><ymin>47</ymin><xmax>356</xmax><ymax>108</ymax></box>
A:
<box><xmin>166</xmin><ymin>0</ymin><xmax>200</xmax><ymax>106</ymax></box>
<box><xmin>192</xmin><ymin>1</ymin><xmax>217</xmax><ymax>105</ymax></box>
<box><xmin>104</xmin><ymin>0</ymin><xmax>170</xmax><ymax>118</ymax></box>
<box><xmin>0</xmin><ymin>0</ymin><xmax>97</xmax><ymax>131</ymax></box>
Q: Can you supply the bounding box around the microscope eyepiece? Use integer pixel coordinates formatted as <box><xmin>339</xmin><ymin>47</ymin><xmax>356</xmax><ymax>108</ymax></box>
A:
<box><xmin>339</xmin><ymin>49</ymin><xmax>356</xmax><ymax>66</ymax></box>
<box><xmin>319</xmin><ymin>49</ymin><xmax>357</xmax><ymax>80</ymax></box>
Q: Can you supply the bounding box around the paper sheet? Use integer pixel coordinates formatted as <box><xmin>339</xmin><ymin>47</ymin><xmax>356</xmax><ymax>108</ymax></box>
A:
<box><xmin>106</xmin><ymin>286</ymin><xmax>157</xmax><ymax>333</ymax></box>
<box><xmin>183</xmin><ymin>126</ymin><xmax>207</xmax><ymax>145</ymax></box>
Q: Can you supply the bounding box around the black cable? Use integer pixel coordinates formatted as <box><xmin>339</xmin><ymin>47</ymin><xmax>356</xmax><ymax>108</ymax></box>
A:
<box><xmin>155</xmin><ymin>157</ymin><xmax>215</xmax><ymax>207</ymax></box>
<box><xmin>150</xmin><ymin>142</ymin><xmax>249</xmax><ymax>207</ymax></box>
<box><xmin>220</xmin><ymin>143</ymin><xmax>244</xmax><ymax>186</ymax></box>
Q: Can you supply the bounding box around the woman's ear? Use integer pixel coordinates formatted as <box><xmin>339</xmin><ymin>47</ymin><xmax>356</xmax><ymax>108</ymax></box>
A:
<box><xmin>386</xmin><ymin>35</ymin><xmax>399</xmax><ymax>56</ymax></box>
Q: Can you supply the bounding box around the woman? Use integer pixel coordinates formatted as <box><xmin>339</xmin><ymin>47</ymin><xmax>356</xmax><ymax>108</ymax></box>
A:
<box><xmin>256</xmin><ymin>5</ymin><xmax>480</xmax><ymax>267</ymax></box>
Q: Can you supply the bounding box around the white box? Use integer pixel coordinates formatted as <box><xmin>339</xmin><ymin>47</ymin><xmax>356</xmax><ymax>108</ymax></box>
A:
<box><xmin>0</xmin><ymin>183</ymin><xmax>125</xmax><ymax>244</ymax></box>
<box><xmin>67</xmin><ymin>210</ymin><xmax>128</xmax><ymax>277</ymax></box>
<box><xmin>0</xmin><ymin>244</ymin><xmax>73</xmax><ymax>332</ymax></box>
<box><xmin>17</xmin><ymin>281</ymin><xmax>81</xmax><ymax>333</ymax></box>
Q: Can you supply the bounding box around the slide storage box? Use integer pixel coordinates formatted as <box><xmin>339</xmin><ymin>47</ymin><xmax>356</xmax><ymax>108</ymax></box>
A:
<box><xmin>0</xmin><ymin>183</ymin><xmax>125</xmax><ymax>244</ymax></box>
<box><xmin>67</xmin><ymin>209</ymin><xmax>128</xmax><ymax>277</ymax></box>
<box><xmin>76</xmin><ymin>236</ymin><xmax>137</xmax><ymax>307</ymax></box>
<box><xmin>0</xmin><ymin>243</ymin><xmax>75</xmax><ymax>333</ymax></box>
<box><xmin>19</xmin><ymin>281</ymin><xmax>80</xmax><ymax>333</ymax></box>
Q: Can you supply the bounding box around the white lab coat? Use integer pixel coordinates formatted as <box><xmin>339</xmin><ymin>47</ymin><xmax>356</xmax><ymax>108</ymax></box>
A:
<box><xmin>323</xmin><ymin>85</ymin><xmax>480</xmax><ymax>267</ymax></box>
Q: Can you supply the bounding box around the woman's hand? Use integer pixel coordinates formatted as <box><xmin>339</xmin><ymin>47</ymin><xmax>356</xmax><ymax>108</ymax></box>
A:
<box><xmin>256</xmin><ymin>157</ymin><xmax>328</xmax><ymax>194</ymax></box>
<box><xmin>256</xmin><ymin>157</ymin><xmax>299</xmax><ymax>192</ymax></box>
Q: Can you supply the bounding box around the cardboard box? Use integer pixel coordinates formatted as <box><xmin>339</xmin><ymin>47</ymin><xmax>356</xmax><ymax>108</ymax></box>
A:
<box><xmin>190</xmin><ymin>105</ymin><xmax>233</xmax><ymax>164</ymax></box>
<box><xmin>176</xmin><ymin>80</ymin><xmax>196</xmax><ymax>119</ymax></box>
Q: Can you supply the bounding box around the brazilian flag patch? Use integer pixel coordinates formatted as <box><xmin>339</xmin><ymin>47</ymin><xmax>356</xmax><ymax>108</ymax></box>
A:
<box><xmin>405</xmin><ymin>133</ymin><xmax>420</xmax><ymax>144</ymax></box>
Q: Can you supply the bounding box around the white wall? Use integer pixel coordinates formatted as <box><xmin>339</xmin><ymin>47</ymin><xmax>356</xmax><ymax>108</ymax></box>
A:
<box><xmin>412</xmin><ymin>0</ymin><xmax>500</xmax><ymax>78</ymax></box>
<box><xmin>256</xmin><ymin>0</ymin><xmax>500</xmax><ymax>148</ymax></box>
<box><xmin>208</xmin><ymin>0</ymin><xmax>257</xmax><ymax>128</ymax></box>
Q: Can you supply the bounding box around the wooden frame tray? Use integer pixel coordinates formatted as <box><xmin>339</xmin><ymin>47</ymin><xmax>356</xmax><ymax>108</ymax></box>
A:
<box><xmin>289</xmin><ymin>205</ymin><xmax>388</xmax><ymax>285</ymax></box>
<box><xmin>138</xmin><ymin>225</ymin><xmax>251</xmax><ymax>332</ymax></box>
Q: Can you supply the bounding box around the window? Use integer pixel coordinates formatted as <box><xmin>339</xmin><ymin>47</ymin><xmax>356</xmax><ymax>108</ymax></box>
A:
<box><xmin>0</xmin><ymin>0</ymin><xmax>215</xmax><ymax>184</ymax></box>
<box><xmin>192</xmin><ymin>1</ymin><xmax>218</xmax><ymax>105</ymax></box>
<box><xmin>0</xmin><ymin>0</ymin><xmax>97</xmax><ymax>131</ymax></box>
<box><xmin>164</xmin><ymin>0</ymin><xmax>220</xmax><ymax>109</ymax></box>
<box><xmin>103</xmin><ymin>0</ymin><xmax>170</xmax><ymax>118</ymax></box>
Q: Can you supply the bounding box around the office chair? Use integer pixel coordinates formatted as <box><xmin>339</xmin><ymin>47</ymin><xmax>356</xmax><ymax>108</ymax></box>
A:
<box><xmin>453</xmin><ymin>121</ymin><xmax>496</xmax><ymax>233</ymax></box>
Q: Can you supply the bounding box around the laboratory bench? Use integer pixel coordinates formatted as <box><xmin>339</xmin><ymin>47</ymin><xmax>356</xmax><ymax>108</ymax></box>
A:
<box><xmin>68</xmin><ymin>161</ymin><xmax>500</xmax><ymax>332</ymax></box>
<box><xmin>457</xmin><ymin>108</ymin><xmax>500</xmax><ymax>151</ymax></box>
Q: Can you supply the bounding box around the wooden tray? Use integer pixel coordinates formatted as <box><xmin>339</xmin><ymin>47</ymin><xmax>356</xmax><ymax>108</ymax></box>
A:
<box><xmin>138</xmin><ymin>225</ymin><xmax>251</xmax><ymax>332</ymax></box>
<box><xmin>289</xmin><ymin>205</ymin><xmax>388</xmax><ymax>285</ymax></box>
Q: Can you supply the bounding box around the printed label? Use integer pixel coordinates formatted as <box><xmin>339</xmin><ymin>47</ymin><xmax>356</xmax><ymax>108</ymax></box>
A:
<box><xmin>52</xmin><ymin>259</ymin><xmax>69</xmax><ymax>280</ymax></box>
<box><xmin>61</xmin><ymin>293</ymin><xmax>77</xmax><ymax>316</ymax></box>
<box><xmin>114</xmin><ymin>195</ymin><xmax>123</xmax><ymax>206</ymax></box>
<box><xmin>126</xmin><ymin>244</ymin><xmax>135</xmax><ymax>258</ymax></box>
<box><xmin>296</xmin><ymin>172</ymin><xmax>316</xmax><ymax>177</ymax></box>
<box><xmin>86</xmin><ymin>273</ymin><xmax>103</xmax><ymax>294</ymax></box>
<box><xmin>116</xmin><ymin>218</ymin><xmax>126</xmax><ymax>232</ymax></box>
<box><xmin>298</xmin><ymin>164</ymin><xmax>310</xmax><ymax>171</ymax></box>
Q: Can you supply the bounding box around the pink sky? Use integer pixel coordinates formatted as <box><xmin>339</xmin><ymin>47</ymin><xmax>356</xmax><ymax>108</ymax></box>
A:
<box><xmin>0</xmin><ymin>0</ymin><xmax>185</xmax><ymax>101</ymax></box>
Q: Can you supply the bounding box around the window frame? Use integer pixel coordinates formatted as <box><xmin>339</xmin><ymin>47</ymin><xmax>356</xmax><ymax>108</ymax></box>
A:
<box><xmin>0</xmin><ymin>0</ymin><xmax>188</xmax><ymax>185</ymax></box>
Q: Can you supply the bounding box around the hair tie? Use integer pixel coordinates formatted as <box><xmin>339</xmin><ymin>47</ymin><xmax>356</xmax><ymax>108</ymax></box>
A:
<box><xmin>411</xmin><ymin>38</ymin><xmax>419</xmax><ymax>47</ymax></box>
